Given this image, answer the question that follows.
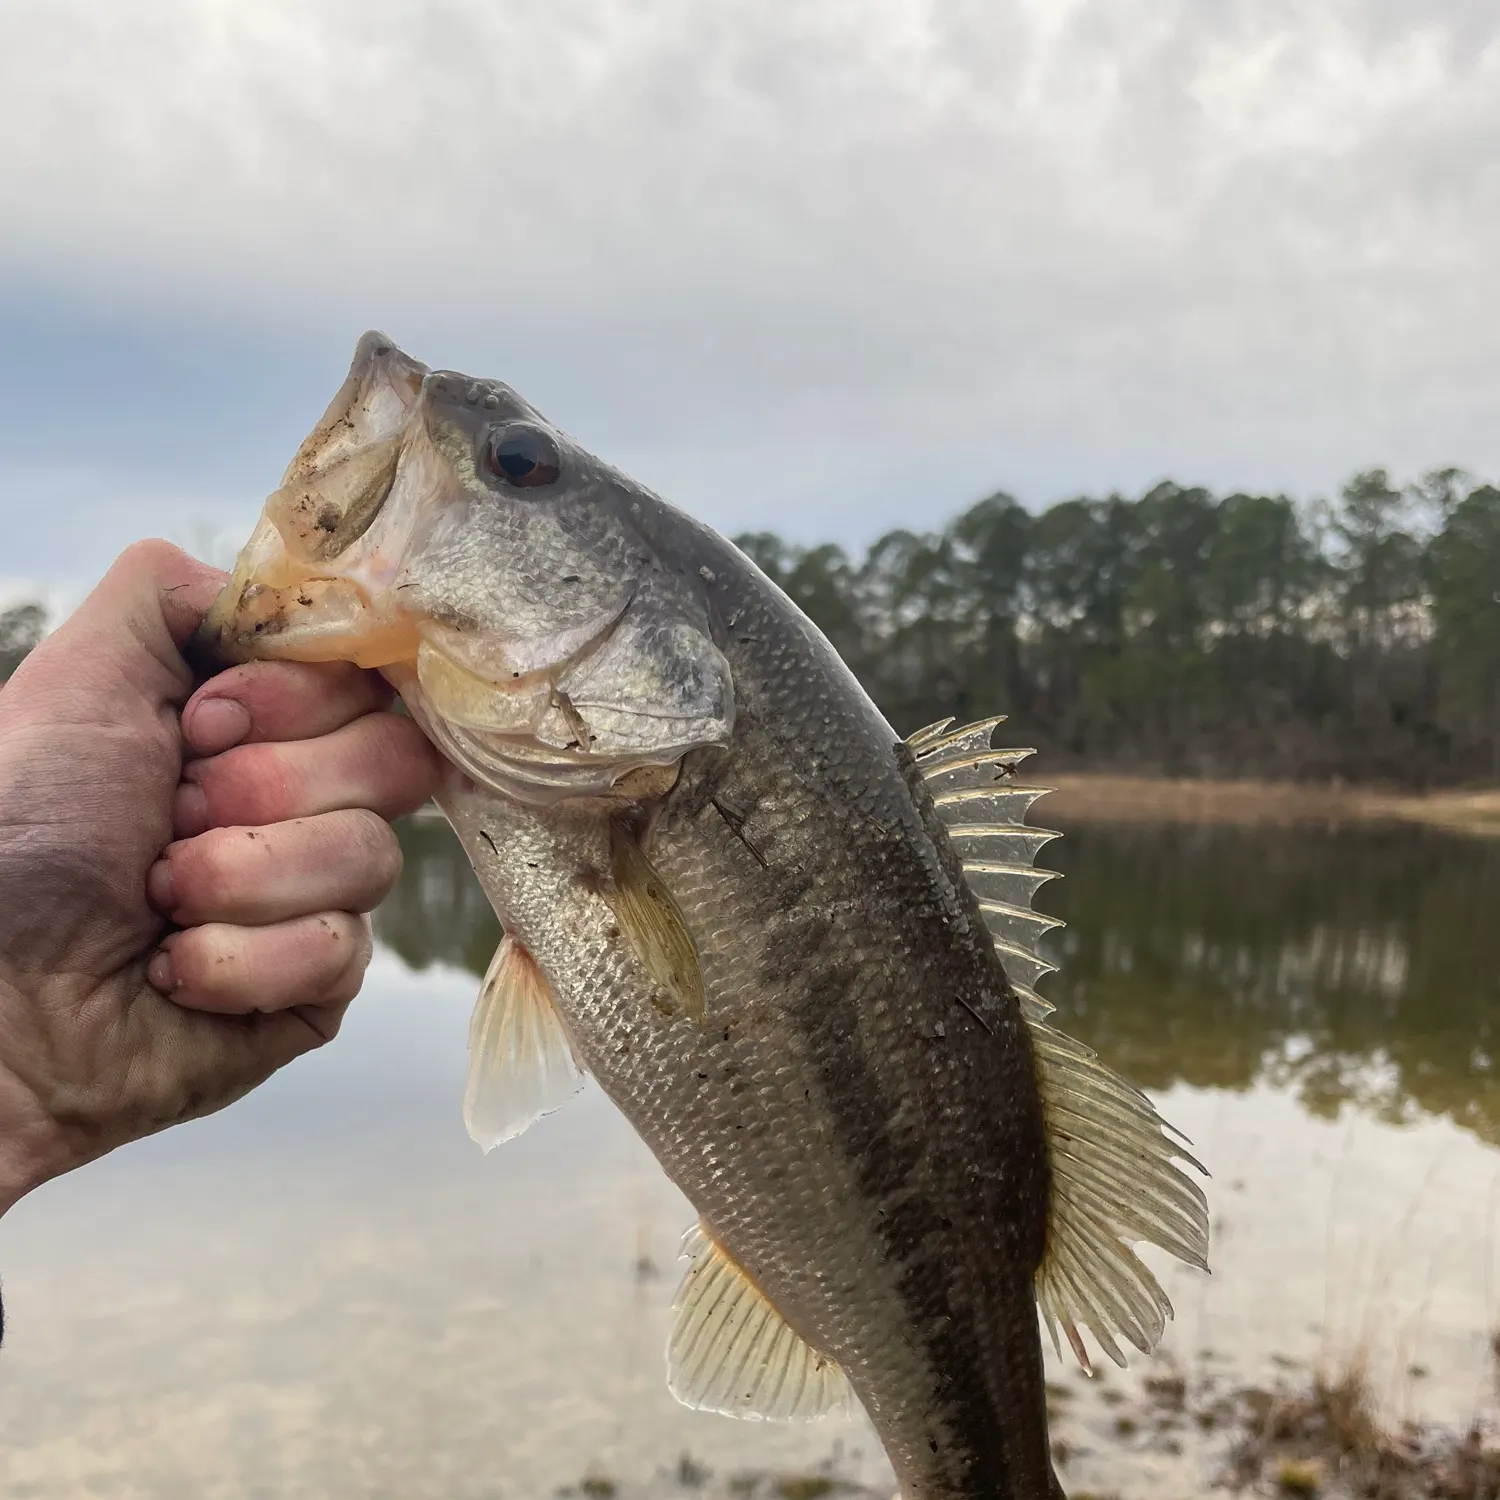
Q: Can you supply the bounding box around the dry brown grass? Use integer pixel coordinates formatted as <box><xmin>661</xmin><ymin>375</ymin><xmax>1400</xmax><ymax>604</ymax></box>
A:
<box><xmin>1037</xmin><ymin>774</ymin><xmax>1500</xmax><ymax>838</ymax></box>
<box><xmin>1221</xmin><ymin>1361</ymin><xmax>1500</xmax><ymax>1498</ymax></box>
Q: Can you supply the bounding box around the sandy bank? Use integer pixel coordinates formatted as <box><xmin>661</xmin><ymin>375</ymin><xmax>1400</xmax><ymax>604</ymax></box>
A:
<box><xmin>1034</xmin><ymin>773</ymin><xmax>1500</xmax><ymax>837</ymax></box>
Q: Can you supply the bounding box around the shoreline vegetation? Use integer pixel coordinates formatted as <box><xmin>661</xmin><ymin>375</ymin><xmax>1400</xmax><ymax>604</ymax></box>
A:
<box><xmin>736</xmin><ymin>466</ymin><xmax>1500</xmax><ymax>789</ymax></box>
<box><xmin>9</xmin><ymin>463</ymin><xmax>1500</xmax><ymax>790</ymax></box>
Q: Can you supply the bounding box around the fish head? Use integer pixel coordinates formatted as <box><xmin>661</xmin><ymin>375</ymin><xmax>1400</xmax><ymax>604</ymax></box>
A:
<box><xmin>198</xmin><ymin>333</ymin><xmax>734</xmax><ymax>801</ymax></box>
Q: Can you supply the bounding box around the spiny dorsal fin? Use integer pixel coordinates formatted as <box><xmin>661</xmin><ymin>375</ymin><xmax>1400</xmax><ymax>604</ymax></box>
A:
<box><xmin>910</xmin><ymin>717</ymin><xmax>1211</xmax><ymax>1374</ymax></box>
<box><xmin>668</xmin><ymin>1222</ymin><xmax>850</xmax><ymax>1421</ymax></box>
<box><xmin>910</xmin><ymin>713</ymin><xmax>1062</xmax><ymax>974</ymax></box>
<box><xmin>464</xmin><ymin>935</ymin><xmax>587</xmax><ymax>1151</ymax></box>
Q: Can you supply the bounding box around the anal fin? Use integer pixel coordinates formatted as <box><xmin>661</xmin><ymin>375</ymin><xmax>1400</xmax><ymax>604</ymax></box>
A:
<box><xmin>668</xmin><ymin>1222</ymin><xmax>850</xmax><ymax>1422</ymax></box>
<box><xmin>464</xmin><ymin>935</ymin><xmax>586</xmax><ymax>1151</ymax></box>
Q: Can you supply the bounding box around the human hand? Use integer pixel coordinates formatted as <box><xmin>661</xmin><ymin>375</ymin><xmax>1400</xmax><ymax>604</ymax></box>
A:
<box><xmin>0</xmin><ymin>541</ymin><xmax>444</xmax><ymax>1220</ymax></box>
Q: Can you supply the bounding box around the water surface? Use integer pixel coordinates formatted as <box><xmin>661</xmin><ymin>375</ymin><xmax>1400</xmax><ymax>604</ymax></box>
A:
<box><xmin>3</xmin><ymin>814</ymin><xmax>1499</xmax><ymax>1497</ymax></box>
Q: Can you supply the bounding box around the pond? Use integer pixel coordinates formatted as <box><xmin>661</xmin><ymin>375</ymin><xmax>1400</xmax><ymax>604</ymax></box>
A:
<box><xmin>3</xmin><ymin>811</ymin><xmax>1499</xmax><ymax>1498</ymax></box>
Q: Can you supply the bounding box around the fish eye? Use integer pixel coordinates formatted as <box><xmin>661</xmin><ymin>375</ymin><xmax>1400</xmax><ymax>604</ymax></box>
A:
<box><xmin>484</xmin><ymin>424</ymin><xmax>561</xmax><ymax>489</ymax></box>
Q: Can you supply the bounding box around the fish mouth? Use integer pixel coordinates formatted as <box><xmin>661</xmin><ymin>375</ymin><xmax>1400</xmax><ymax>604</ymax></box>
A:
<box><xmin>193</xmin><ymin>328</ymin><xmax>735</xmax><ymax>805</ymax></box>
<box><xmin>191</xmin><ymin>515</ymin><xmax>426</xmax><ymax>670</ymax></box>
<box><xmin>191</xmin><ymin>330</ymin><xmax>432</xmax><ymax>672</ymax></box>
<box><xmin>193</xmin><ymin>526</ymin><xmax>628</xmax><ymax>713</ymax></box>
<box><xmin>192</xmin><ymin>517</ymin><xmax>656</xmax><ymax>796</ymax></box>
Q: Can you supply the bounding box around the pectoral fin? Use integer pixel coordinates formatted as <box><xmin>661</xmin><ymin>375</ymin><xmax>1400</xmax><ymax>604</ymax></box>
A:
<box><xmin>464</xmin><ymin>936</ymin><xmax>586</xmax><ymax>1151</ymax></box>
<box><xmin>608</xmin><ymin>820</ymin><xmax>707</xmax><ymax>1024</ymax></box>
<box><xmin>667</xmin><ymin>1222</ymin><xmax>850</xmax><ymax>1422</ymax></box>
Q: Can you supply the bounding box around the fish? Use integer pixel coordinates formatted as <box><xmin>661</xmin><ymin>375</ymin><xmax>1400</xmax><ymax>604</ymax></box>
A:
<box><xmin>196</xmin><ymin>333</ymin><xmax>1210</xmax><ymax>1500</ymax></box>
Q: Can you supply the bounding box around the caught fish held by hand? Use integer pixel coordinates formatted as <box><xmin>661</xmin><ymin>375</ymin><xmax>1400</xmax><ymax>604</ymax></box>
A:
<box><xmin>197</xmin><ymin>333</ymin><xmax>1210</xmax><ymax>1500</ymax></box>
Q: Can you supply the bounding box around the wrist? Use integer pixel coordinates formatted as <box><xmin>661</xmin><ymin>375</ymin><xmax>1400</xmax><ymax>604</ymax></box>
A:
<box><xmin>0</xmin><ymin>1032</ymin><xmax>61</xmax><ymax>1220</ymax></box>
<box><xmin>0</xmin><ymin>1109</ymin><xmax>57</xmax><ymax>1219</ymax></box>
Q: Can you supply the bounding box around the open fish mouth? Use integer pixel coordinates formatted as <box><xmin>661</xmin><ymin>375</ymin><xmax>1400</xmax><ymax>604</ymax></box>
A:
<box><xmin>193</xmin><ymin>331</ymin><xmax>736</xmax><ymax>801</ymax></box>
<box><xmin>193</xmin><ymin>331</ymin><xmax>430</xmax><ymax>670</ymax></box>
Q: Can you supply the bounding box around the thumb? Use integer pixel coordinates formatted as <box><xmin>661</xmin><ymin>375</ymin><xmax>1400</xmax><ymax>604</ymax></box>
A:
<box><xmin>12</xmin><ymin>542</ymin><xmax>227</xmax><ymax>714</ymax></box>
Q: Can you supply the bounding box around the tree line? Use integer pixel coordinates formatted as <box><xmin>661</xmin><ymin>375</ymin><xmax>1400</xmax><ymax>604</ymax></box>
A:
<box><xmin>736</xmin><ymin>467</ymin><xmax>1500</xmax><ymax>786</ymax></box>
<box><xmin>5</xmin><ymin>465</ymin><xmax>1499</xmax><ymax>784</ymax></box>
<box><xmin>0</xmin><ymin>602</ymin><xmax>44</xmax><ymax>682</ymax></box>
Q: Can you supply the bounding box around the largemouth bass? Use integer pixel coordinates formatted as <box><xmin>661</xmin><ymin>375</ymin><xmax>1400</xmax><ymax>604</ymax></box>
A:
<box><xmin>197</xmin><ymin>334</ymin><xmax>1209</xmax><ymax>1500</ymax></box>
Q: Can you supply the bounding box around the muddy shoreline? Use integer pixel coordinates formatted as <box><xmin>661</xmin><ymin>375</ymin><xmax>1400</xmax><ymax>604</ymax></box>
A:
<box><xmin>1034</xmin><ymin>774</ymin><xmax>1500</xmax><ymax>837</ymax></box>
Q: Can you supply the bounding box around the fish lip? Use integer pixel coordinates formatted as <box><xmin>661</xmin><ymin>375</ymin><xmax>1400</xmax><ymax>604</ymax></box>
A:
<box><xmin>190</xmin><ymin>550</ymin><xmax>419</xmax><ymax>672</ymax></box>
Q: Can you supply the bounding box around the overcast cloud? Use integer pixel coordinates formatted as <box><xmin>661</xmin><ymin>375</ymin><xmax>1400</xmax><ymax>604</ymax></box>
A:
<box><xmin>1</xmin><ymin>0</ymin><xmax>1497</xmax><ymax>595</ymax></box>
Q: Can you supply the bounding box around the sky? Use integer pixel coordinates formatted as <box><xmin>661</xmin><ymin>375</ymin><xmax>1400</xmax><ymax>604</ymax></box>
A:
<box><xmin>2</xmin><ymin>0</ymin><xmax>1497</xmax><ymax>606</ymax></box>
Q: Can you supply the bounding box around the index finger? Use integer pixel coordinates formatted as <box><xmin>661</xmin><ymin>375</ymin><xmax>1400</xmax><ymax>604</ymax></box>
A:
<box><xmin>182</xmin><ymin>660</ymin><xmax>395</xmax><ymax>756</ymax></box>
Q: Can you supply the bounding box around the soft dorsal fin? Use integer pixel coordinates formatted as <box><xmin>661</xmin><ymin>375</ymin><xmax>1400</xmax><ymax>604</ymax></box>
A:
<box><xmin>464</xmin><ymin>935</ymin><xmax>587</xmax><ymax>1151</ymax></box>
<box><xmin>911</xmin><ymin>717</ymin><xmax>1211</xmax><ymax>1373</ymax></box>
<box><xmin>668</xmin><ymin>1222</ymin><xmax>850</xmax><ymax>1421</ymax></box>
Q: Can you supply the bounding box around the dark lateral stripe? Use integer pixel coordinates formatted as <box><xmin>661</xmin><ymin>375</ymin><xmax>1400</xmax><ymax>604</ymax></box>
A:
<box><xmin>763</xmin><ymin>837</ymin><xmax>1017</xmax><ymax>1494</ymax></box>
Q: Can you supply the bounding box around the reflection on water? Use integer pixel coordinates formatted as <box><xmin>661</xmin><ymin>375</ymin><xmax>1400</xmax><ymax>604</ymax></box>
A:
<box><xmin>1035</xmin><ymin>822</ymin><xmax>1500</xmax><ymax>1145</ymax></box>
<box><xmin>4</xmin><ymin>812</ymin><xmax>1500</xmax><ymax>1499</ymax></box>
<box><xmin>376</xmin><ymin>816</ymin><xmax>501</xmax><ymax>978</ymax></box>
<box><xmin>376</xmin><ymin>816</ymin><xmax>1500</xmax><ymax>1148</ymax></box>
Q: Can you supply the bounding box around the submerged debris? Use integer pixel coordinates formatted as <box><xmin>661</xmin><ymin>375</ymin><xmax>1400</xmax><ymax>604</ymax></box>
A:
<box><xmin>1221</xmin><ymin>1369</ymin><xmax>1500</xmax><ymax>1498</ymax></box>
<box><xmin>1045</xmin><ymin>1349</ymin><xmax>1500</xmax><ymax>1499</ymax></box>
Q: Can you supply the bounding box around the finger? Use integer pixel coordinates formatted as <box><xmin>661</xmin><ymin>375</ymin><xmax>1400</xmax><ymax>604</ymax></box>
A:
<box><xmin>3</xmin><ymin>541</ymin><xmax>224</xmax><ymax>716</ymax></box>
<box><xmin>173</xmin><ymin>711</ymin><xmax>442</xmax><ymax>837</ymax></box>
<box><xmin>181</xmin><ymin>660</ymin><xmax>395</xmax><ymax>758</ymax></box>
<box><xmin>89</xmin><ymin>541</ymin><xmax>225</xmax><ymax>655</ymax></box>
<box><xmin>148</xmin><ymin>809</ymin><xmax>403</xmax><ymax>926</ymax></box>
<box><xmin>149</xmin><ymin>911</ymin><xmax>373</xmax><ymax>1015</ymax></box>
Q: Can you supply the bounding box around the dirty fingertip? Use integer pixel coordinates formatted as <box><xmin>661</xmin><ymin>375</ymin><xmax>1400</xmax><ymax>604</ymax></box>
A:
<box><xmin>146</xmin><ymin>858</ymin><xmax>175</xmax><ymax>912</ymax></box>
<box><xmin>172</xmin><ymin>781</ymin><xmax>209</xmax><ymax>837</ymax></box>
<box><xmin>184</xmin><ymin>696</ymin><xmax>251</xmax><ymax>756</ymax></box>
<box><xmin>147</xmin><ymin>946</ymin><xmax>178</xmax><ymax>994</ymax></box>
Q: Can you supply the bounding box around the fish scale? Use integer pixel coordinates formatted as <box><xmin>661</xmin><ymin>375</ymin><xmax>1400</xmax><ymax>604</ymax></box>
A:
<box><xmin>422</xmin><ymin>525</ymin><xmax>1063</xmax><ymax>1498</ymax></box>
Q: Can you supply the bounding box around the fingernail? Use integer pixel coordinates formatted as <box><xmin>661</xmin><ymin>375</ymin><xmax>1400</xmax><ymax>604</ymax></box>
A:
<box><xmin>185</xmin><ymin>697</ymin><xmax>251</xmax><ymax>756</ymax></box>
<box><xmin>147</xmin><ymin>946</ymin><xmax>177</xmax><ymax>994</ymax></box>
<box><xmin>173</xmin><ymin>782</ymin><xmax>209</xmax><ymax>837</ymax></box>
<box><xmin>146</xmin><ymin>858</ymin><xmax>175</xmax><ymax>912</ymax></box>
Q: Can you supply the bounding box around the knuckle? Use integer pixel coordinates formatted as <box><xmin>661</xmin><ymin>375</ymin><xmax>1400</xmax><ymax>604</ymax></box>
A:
<box><xmin>345</xmin><ymin>809</ymin><xmax>402</xmax><ymax>890</ymax></box>
<box><xmin>171</xmin><ymin>927</ymin><xmax>243</xmax><ymax>997</ymax></box>
<box><xmin>117</xmin><ymin>538</ymin><xmax>190</xmax><ymax>577</ymax></box>
<box><xmin>310</xmin><ymin>910</ymin><xmax>367</xmax><ymax>965</ymax></box>
<box><xmin>344</xmin><ymin>914</ymin><xmax>376</xmax><ymax>975</ymax></box>
<box><xmin>166</xmin><ymin>837</ymin><xmax>222</xmax><ymax>917</ymax></box>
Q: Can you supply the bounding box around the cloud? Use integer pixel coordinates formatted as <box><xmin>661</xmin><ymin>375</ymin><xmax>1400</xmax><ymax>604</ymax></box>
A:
<box><xmin>1</xmin><ymin>0</ymin><xmax>1497</xmax><ymax>585</ymax></box>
